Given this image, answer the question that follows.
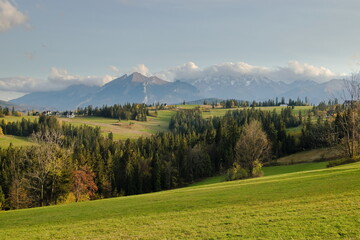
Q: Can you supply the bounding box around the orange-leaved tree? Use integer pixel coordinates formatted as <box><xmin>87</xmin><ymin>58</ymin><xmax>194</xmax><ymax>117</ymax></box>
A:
<box><xmin>71</xmin><ymin>165</ymin><xmax>98</xmax><ymax>202</ymax></box>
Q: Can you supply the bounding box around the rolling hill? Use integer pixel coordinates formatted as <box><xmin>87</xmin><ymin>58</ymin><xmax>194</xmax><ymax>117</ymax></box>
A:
<box><xmin>0</xmin><ymin>161</ymin><xmax>359</xmax><ymax>239</ymax></box>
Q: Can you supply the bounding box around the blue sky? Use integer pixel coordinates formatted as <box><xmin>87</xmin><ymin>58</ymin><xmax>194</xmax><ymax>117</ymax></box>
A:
<box><xmin>1</xmin><ymin>0</ymin><xmax>360</xmax><ymax>100</ymax></box>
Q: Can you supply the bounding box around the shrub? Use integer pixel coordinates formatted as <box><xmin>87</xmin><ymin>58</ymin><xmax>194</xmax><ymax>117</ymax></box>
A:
<box><xmin>0</xmin><ymin>186</ymin><xmax>5</xmax><ymax>210</ymax></box>
<box><xmin>226</xmin><ymin>162</ymin><xmax>248</xmax><ymax>181</ymax></box>
<box><xmin>252</xmin><ymin>159</ymin><xmax>264</xmax><ymax>177</ymax></box>
<box><xmin>327</xmin><ymin>157</ymin><xmax>359</xmax><ymax>168</ymax></box>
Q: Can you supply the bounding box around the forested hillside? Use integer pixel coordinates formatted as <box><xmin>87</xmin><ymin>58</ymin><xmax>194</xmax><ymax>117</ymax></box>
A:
<box><xmin>0</xmin><ymin>100</ymin><xmax>351</xmax><ymax>210</ymax></box>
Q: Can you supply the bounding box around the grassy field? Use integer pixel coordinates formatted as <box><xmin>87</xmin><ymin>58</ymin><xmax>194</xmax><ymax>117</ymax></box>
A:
<box><xmin>0</xmin><ymin>135</ymin><xmax>35</xmax><ymax>148</ymax></box>
<box><xmin>189</xmin><ymin>161</ymin><xmax>328</xmax><ymax>187</ymax></box>
<box><xmin>1</xmin><ymin>161</ymin><xmax>359</xmax><ymax>239</ymax></box>
<box><xmin>202</xmin><ymin>105</ymin><xmax>312</xmax><ymax>119</ymax></box>
<box><xmin>263</xmin><ymin>161</ymin><xmax>328</xmax><ymax>176</ymax></box>
<box><xmin>276</xmin><ymin>147</ymin><xmax>341</xmax><ymax>165</ymax></box>
<box><xmin>0</xmin><ymin>115</ymin><xmax>38</xmax><ymax>122</ymax></box>
<box><xmin>59</xmin><ymin>110</ymin><xmax>175</xmax><ymax>140</ymax></box>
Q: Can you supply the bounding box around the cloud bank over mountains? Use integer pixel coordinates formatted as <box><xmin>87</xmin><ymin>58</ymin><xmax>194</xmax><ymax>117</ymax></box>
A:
<box><xmin>0</xmin><ymin>61</ymin><xmax>345</xmax><ymax>100</ymax></box>
<box><xmin>0</xmin><ymin>68</ymin><xmax>114</xmax><ymax>94</ymax></box>
<box><xmin>155</xmin><ymin>61</ymin><xmax>340</xmax><ymax>83</ymax></box>
<box><xmin>48</xmin><ymin>68</ymin><xmax>114</xmax><ymax>89</ymax></box>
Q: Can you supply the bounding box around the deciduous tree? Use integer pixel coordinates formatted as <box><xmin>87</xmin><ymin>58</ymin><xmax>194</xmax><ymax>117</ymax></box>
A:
<box><xmin>71</xmin><ymin>165</ymin><xmax>98</xmax><ymax>202</ymax></box>
<box><xmin>234</xmin><ymin>120</ymin><xmax>271</xmax><ymax>177</ymax></box>
<box><xmin>338</xmin><ymin>73</ymin><xmax>360</xmax><ymax>158</ymax></box>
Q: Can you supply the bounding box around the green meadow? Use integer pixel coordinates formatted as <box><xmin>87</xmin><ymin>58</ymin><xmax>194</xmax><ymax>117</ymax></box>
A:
<box><xmin>202</xmin><ymin>105</ymin><xmax>312</xmax><ymax>119</ymax></box>
<box><xmin>1</xmin><ymin>161</ymin><xmax>359</xmax><ymax>239</ymax></box>
<box><xmin>189</xmin><ymin>161</ymin><xmax>329</xmax><ymax>187</ymax></box>
<box><xmin>0</xmin><ymin>115</ymin><xmax>38</xmax><ymax>122</ymax></box>
<box><xmin>59</xmin><ymin>109</ymin><xmax>175</xmax><ymax>140</ymax></box>
<box><xmin>0</xmin><ymin>135</ymin><xmax>35</xmax><ymax>148</ymax></box>
<box><xmin>276</xmin><ymin>147</ymin><xmax>341</xmax><ymax>165</ymax></box>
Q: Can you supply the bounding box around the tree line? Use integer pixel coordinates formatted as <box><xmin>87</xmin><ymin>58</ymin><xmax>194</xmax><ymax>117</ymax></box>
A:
<box><xmin>76</xmin><ymin>103</ymin><xmax>149</xmax><ymax>121</ymax></box>
<box><xmin>217</xmin><ymin>97</ymin><xmax>309</xmax><ymax>109</ymax></box>
<box><xmin>0</xmin><ymin>106</ymin><xmax>21</xmax><ymax>118</ymax></box>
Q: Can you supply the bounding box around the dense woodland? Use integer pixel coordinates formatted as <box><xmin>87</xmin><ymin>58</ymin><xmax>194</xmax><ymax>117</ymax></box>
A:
<box><xmin>76</xmin><ymin>103</ymin><xmax>149</xmax><ymax>121</ymax></box>
<box><xmin>0</xmin><ymin>102</ymin><xmax>354</xmax><ymax>210</ymax></box>
<box><xmin>217</xmin><ymin>97</ymin><xmax>310</xmax><ymax>108</ymax></box>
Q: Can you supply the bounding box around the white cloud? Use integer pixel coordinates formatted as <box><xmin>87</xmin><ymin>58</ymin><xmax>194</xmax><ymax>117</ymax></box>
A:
<box><xmin>155</xmin><ymin>61</ymin><xmax>339</xmax><ymax>83</ymax></box>
<box><xmin>0</xmin><ymin>0</ymin><xmax>27</xmax><ymax>32</ymax></box>
<box><xmin>272</xmin><ymin>61</ymin><xmax>337</xmax><ymax>83</ymax></box>
<box><xmin>155</xmin><ymin>62</ymin><xmax>200</xmax><ymax>81</ymax></box>
<box><xmin>0</xmin><ymin>61</ymin><xmax>342</xmax><ymax>98</ymax></box>
<box><xmin>0</xmin><ymin>90</ymin><xmax>25</xmax><ymax>101</ymax></box>
<box><xmin>48</xmin><ymin>67</ymin><xmax>114</xmax><ymax>87</ymax></box>
<box><xmin>0</xmin><ymin>76</ymin><xmax>42</xmax><ymax>92</ymax></box>
<box><xmin>132</xmin><ymin>64</ymin><xmax>151</xmax><ymax>77</ymax></box>
<box><xmin>110</xmin><ymin>65</ymin><xmax>120</xmax><ymax>74</ymax></box>
<box><xmin>0</xmin><ymin>68</ymin><xmax>115</xmax><ymax>93</ymax></box>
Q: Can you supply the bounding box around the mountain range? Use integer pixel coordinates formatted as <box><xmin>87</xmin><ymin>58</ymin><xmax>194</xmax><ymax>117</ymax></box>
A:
<box><xmin>12</xmin><ymin>72</ymin><xmax>200</xmax><ymax>110</ymax></box>
<box><xmin>177</xmin><ymin>74</ymin><xmax>344</xmax><ymax>104</ymax></box>
<box><xmin>11</xmin><ymin>72</ymin><xmax>345</xmax><ymax>110</ymax></box>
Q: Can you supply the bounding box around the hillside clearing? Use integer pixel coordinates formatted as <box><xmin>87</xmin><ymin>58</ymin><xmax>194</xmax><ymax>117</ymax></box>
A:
<box><xmin>276</xmin><ymin>147</ymin><xmax>341</xmax><ymax>165</ymax></box>
<box><xmin>59</xmin><ymin>110</ymin><xmax>174</xmax><ymax>140</ymax></box>
<box><xmin>189</xmin><ymin>161</ymin><xmax>328</xmax><ymax>187</ymax></box>
<box><xmin>1</xmin><ymin>161</ymin><xmax>359</xmax><ymax>239</ymax></box>
<box><xmin>0</xmin><ymin>116</ymin><xmax>38</xmax><ymax>123</ymax></box>
<box><xmin>0</xmin><ymin>135</ymin><xmax>35</xmax><ymax>148</ymax></box>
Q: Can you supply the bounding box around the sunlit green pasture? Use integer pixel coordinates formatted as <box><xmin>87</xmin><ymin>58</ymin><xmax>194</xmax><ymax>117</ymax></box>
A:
<box><xmin>0</xmin><ymin>135</ymin><xmax>35</xmax><ymax>148</ymax></box>
<box><xmin>202</xmin><ymin>105</ymin><xmax>312</xmax><ymax>119</ymax></box>
<box><xmin>0</xmin><ymin>115</ymin><xmax>38</xmax><ymax>123</ymax></box>
<box><xmin>1</xmin><ymin>161</ymin><xmax>359</xmax><ymax>239</ymax></box>
<box><xmin>189</xmin><ymin>161</ymin><xmax>329</xmax><ymax>187</ymax></box>
<box><xmin>59</xmin><ymin>110</ymin><xmax>175</xmax><ymax>140</ymax></box>
<box><xmin>276</xmin><ymin>147</ymin><xmax>341</xmax><ymax>165</ymax></box>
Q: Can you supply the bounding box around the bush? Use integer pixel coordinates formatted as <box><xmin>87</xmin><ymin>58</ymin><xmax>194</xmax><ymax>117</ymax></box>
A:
<box><xmin>327</xmin><ymin>157</ymin><xmax>359</xmax><ymax>168</ymax></box>
<box><xmin>252</xmin><ymin>159</ymin><xmax>263</xmax><ymax>177</ymax></box>
<box><xmin>0</xmin><ymin>186</ymin><xmax>5</xmax><ymax>210</ymax></box>
<box><xmin>226</xmin><ymin>162</ymin><xmax>248</xmax><ymax>181</ymax></box>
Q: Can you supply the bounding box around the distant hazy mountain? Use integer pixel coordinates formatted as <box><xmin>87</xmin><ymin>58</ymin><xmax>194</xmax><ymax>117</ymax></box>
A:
<box><xmin>0</xmin><ymin>100</ymin><xmax>15</xmax><ymax>108</ymax></box>
<box><xmin>0</xmin><ymin>100</ymin><xmax>31</xmax><ymax>111</ymax></box>
<box><xmin>177</xmin><ymin>74</ymin><xmax>345</xmax><ymax>104</ymax></box>
<box><xmin>12</xmin><ymin>85</ymin><xmax>99</xmax><ymax>110</ymax></box>
<box><xmin>13</xmin><ymin>73</ymin><xmax>201</xmax><ymax>110</ymax></box>
<box><xmin>12</xmin><ymin>72</ymin><xmax>345</xmax><ymax>110</ymax></box>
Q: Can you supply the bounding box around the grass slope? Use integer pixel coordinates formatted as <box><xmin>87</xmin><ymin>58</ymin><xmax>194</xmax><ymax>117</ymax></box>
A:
<box><xmin>276</xmin><ymin>147</ymin><xmax>341</xmax><ymax>165</ymax></box>
<box><xmin>0</xmin><ymin>135</ymin><xmax>35</xmax><ymax>148</ymax></box>
<box><xmin>1</xmin><ymin>162</ymin><xmax>360</xmax><ymax>239</ymax></box>
<box><xmin>59</xmin><ymin>110</ymin><xmax>174</xmax><ymax>140</ymax></box>
<box><xmin>0</xmin><ymin>116</ymin><xmax>38</xmax><ymax>122</ymax></box>
<box><xmin>189</xmin><ymin>161</ymin><xmax>328</xmax><ymax>187</ymax></box>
